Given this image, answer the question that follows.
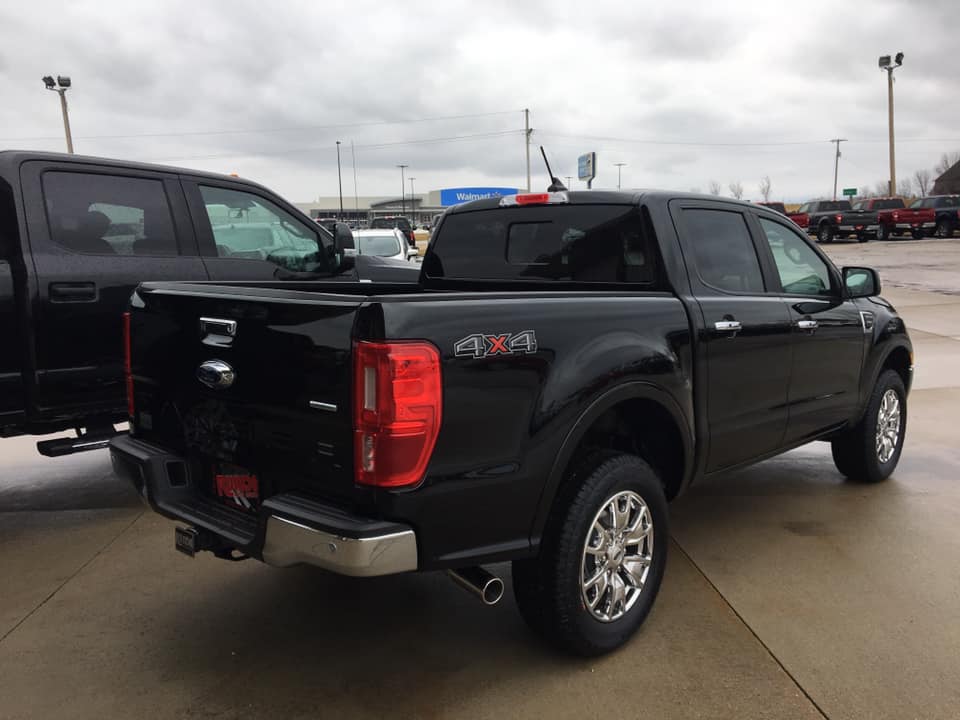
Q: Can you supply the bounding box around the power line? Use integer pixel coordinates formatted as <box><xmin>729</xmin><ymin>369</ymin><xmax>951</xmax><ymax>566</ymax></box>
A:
<box><xmin>149</xmin><ymin>130</ymin><xmax>523</xmax><ymax>163</ymax></box>
<box><xmin>0</xmin><ymin>109</ymin><xmax>522</xmax><ymax>143</ymax></box>
<box><xmin>537</xmin><ymin>130</ymin><xmax>960</xmax><ymax>148</ymax></box>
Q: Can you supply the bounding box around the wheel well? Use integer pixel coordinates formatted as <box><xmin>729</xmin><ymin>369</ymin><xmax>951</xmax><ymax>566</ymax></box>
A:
<box><xmin>883</xmin><ymin>346</ymin><xmax>912</xmax><ymax>391</ymax></box>
<box><xmin>567</xmin><ymin>399</ymin><xmax>685</xmax><ymax>500</ymax></box>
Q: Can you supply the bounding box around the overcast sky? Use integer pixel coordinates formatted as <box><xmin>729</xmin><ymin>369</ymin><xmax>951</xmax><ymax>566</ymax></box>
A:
<box><xmin>1</xmin><ymin>0</ymin><xmax>957</xmax><ymax>203</ymax></box>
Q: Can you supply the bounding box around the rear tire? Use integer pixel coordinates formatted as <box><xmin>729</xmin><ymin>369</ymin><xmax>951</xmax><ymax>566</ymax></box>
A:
<box><xmin>877</xmin><ymin>224</ymin><xmax>891</xmax><ymax>241</ymax></box>
<box><xmin>935</xmin><ymin>219</ymin><xmax>954</xmax><ymax>238</ymax></box>
<box><xmin>831</xmin><ymin>370</ymin><xmax>907</xmax><ymax>483</ymax></box>
<box><xmin>512</xmin><ymin>452</ymin><xmax>668</xmax><ymax>657</ymax></box>
<box><xmin>817</xmin><ymin>223</ymin><xmax>834</xmax><ymax>244</ymax></box>
<box><xmin>857</xmin><ymin>233</ymin><xmax>870</xmax><ymax>243</ymax></box>
<box><xmin>911</xmin><ymin>229</ymin><xmax>924</xmax><ymax>240</ymax></box>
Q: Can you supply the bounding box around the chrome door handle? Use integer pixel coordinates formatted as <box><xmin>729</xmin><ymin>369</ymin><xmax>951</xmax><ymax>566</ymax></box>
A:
<box><xmin>714</xmin><ymin>320</ymin><xmax>742</xmax><ymax>332</ymax></box>
<box><xmin>797</xmin><ymin>319</ymin><xmax>818</xmax><ymax>330</ymax></box>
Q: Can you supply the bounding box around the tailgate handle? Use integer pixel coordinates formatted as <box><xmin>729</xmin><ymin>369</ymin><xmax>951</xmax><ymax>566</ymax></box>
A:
<box><xmin>200</xmin><ymin>317</ymin><xmax>237</xmax><ymax>336</ymax></box>
<box><xmin>49</xmin><ymin>282</ymin><xmax>97</xmax><ymax>302</ymax></box>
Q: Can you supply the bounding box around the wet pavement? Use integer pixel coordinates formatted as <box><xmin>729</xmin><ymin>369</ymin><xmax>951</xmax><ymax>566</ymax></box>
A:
<box><xmin>1</xmin><ymin>238</ymin><xmax>958</xmax><ymax>719</ymax></box>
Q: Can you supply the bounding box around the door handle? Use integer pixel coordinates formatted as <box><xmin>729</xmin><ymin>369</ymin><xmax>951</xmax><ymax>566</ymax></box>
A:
<box><xmin>797</xmin><ymin>319</ymin><xmax>818</xmax><ymax>330</ymax></box>
<box><xmin>49</xmin><ymin>282</ymin><xmax>97</xmax><ymax>302</ymax></box>
<box><xmin>714</xmin><ymin>320</ymin><xmax>742</xmax><ymax>332</ymax></box>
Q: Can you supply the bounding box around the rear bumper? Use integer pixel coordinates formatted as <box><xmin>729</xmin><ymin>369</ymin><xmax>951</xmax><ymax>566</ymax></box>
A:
<box><xmin>838</xmin><ymin>224</ymin><xmax>878</xmax><ymax>234</ymax></box>
<box><xmin>895</xmin><ymin>222</ymin><xmax>934</xmax><ymax>230</ymax></box>
<box><xmin>109</xmin><ymin>435</ymin><xmax>418</xmax><ymax>577</ymax></box>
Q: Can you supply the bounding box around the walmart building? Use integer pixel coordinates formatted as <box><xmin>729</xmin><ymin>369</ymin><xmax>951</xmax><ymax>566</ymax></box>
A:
<box><xmin>295</xmin><ymin>186</ymin><xmax>518</xmax><ymax>225</ymax></box>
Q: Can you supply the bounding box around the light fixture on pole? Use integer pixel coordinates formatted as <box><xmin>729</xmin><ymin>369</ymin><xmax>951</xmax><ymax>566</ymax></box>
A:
<box><xmin>878</xmin><ymin>52</ymin><xmax>904</xmax><ymax>196</ymax></box>
<box><xmin>42</xmin><ymin>75</ymin><xmax>74</xmax><ymax>154</ymax></box>
<box><xmin>335</xmin><ymin>140</ymin><xmax>344</xmax><ymax>218</ymax></box>
<box><xmin>409</xmin><ymin>177</ymin><xmax>416</xmax><ymax>223</ymax></box>
<box><xmin>614</xmin><ymin>162</ymin><xmax>626</xmax><ymax>190</ymax></box>
<box><xmin>397</xmin><ymin>164</ymin><xmax>408</xmax><ymax>216</ymax></box>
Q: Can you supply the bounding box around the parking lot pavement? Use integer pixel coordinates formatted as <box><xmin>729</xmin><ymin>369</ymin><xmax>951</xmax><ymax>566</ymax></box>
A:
<box><xmin>1</xmin><ymin>238</ymin><xmax>958</xmax><ymax>719</ymax></box>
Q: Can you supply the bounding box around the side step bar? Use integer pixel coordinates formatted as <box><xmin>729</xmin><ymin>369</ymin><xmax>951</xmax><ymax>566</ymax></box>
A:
<box><xmin>37</xmin><ymin>428</ymin><xmax>121</xmax><ymax>457</ymax></box>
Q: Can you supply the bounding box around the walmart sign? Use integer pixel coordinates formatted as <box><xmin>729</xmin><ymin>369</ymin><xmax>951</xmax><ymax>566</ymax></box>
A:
<box><xmin>439</xmin><ymin>187</ymin><xmax>519</xmax><ymax>207</ymax></box>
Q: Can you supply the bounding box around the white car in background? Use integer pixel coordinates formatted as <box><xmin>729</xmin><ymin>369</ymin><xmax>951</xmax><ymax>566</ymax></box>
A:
<box><xmin>354</xmin><ymin>228</ymin><xmax>419</xmax><ymax>262</ymax></box>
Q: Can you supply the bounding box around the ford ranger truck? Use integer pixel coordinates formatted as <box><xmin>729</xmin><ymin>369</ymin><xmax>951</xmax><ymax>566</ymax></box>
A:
<box><xmin>110</xmin><ymin>190</ymin><xmax>913</xmax><ymax>656</ymax></box>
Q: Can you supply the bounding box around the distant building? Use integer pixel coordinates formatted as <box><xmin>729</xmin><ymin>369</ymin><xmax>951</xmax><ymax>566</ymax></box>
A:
<box><xmin>932</xmin><ymin>160</ymin><xmax>960</xmax><ymax>195</ymax></box>
<box><xmin>294</xmin><ymin>186</ymin><xmax>519</xmax><ymax>225</ymax></box>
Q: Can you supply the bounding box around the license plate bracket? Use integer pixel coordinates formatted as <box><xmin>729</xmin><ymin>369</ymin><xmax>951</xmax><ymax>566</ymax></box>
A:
<box><xmin>175</xmin><ymin>526</ymin><xmax>198</xmax><ymax>557</ymax></box>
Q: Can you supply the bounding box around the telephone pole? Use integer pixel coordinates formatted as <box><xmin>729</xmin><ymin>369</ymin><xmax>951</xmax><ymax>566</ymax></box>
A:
<box><xmin>830</xmin><ymin>138</ymin><xmax>847</xmax><ymax>200</ymax></box>
<box><xmin>335</xmin><ymin>141</ymin><xmax>344</xmax><ymax>218</ymax></box>
<box><xmin>524</xmin><ymin>108</ymin><xmax>531</xmax><ymax>192</ymax></box>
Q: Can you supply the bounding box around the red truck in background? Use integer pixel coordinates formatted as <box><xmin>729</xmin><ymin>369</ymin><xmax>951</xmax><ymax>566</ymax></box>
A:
<box><xmin>883</xmin><ymin>196</ymin><xmax>960</xmax><ymax>240</ymax></box>
<box><xmin>758</xmin><ymin>201</ymin><xmax>809</xmax><ymax>229</ymax></box>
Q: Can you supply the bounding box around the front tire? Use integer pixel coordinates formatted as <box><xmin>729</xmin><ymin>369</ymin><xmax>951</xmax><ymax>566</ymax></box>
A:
<box><xmin>512</xmin><ymin>452</ymin><xmax>668</xmax><ymax>656</ymax></box>
<box><xmin>831</xmin><ymin>369</ymin><xmax>907</xmax><ymax>483</ymax></box>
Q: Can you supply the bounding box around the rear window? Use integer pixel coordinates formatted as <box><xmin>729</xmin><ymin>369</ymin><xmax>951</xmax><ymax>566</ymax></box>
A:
<box><xmin>426</xmin><ymin>204</ymin><xmax>659</xmax><ymax>285</ymax></box>
<box><xmin>357</xmin><ymin>233</ymin><xmax>401</xmax><ymax>257</ymax></box>
<box><xmin>875</xmin><ymin>198</ymin><xmax>904</xmax><ymax>209</ymax></box>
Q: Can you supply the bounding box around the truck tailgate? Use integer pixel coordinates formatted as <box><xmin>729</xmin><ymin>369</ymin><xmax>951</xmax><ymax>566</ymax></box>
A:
<box><xmin>129</xmin><ymin>282</ymin><xmax>369</xmax><ymax>505</ymax></box>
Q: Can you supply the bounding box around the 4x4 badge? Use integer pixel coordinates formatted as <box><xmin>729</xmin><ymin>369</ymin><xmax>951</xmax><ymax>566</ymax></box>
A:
<box><xmin>454</xmin><ymin>331</ymin><xmax>538</xmax><ymax>359</ymax></box>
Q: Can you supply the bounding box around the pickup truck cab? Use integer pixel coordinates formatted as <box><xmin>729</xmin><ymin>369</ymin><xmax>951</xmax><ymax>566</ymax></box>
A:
<box><xmin>891</xmin><ymin>195</ymin><xmax>960</xmax><ymax>239</ymax></box>
<box><xmin>111</xmin><ymin>190</ymin><xmax>912</xmax><ymax>656</ymax></box>
<box><xmin>0</xmin><ymin>150</ymin><xmax>413</xmax><ymax>455</ymax></box>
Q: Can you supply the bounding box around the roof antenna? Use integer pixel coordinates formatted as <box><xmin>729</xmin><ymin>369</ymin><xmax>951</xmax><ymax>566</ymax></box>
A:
<box><xmin>539</xmin><ymin>146</ymin><xmax>567</xmax><ymax>192</ymax></box>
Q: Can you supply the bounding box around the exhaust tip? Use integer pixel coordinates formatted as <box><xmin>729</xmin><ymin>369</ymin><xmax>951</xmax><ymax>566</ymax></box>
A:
<box><xmin>447</xmin><ymin>566</ymin><xmax>504</xmax><ymax>606</ymax></box>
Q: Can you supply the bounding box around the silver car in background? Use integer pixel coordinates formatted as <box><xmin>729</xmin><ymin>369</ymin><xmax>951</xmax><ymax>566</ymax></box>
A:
<box><xmin>354</xmin><ymin>228</ymin><xmax>419</xmax><ymax>262</ymax></box>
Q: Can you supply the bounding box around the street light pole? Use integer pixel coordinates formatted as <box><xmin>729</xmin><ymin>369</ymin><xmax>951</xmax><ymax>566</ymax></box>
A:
<box><xmin>42</xmin><ymin>75</ymin><xmax>73</xmax><ymax>153</ymax></box>
<box><xmin>879</xmin><ymin>52</ymin><xmax>904</xmax><ymax>196</ymax></box>
<box><xmin>397</xmin><ymin>164</ymin><xmax>408</xmax><ymax>216</ymax></box>
<box><xmin>335</xmin><ymin>140</ymin><xmax>343</xmax><ymax>218</ymax></box>
<box><xmin>830</xmin><ymin>138</ymin><xmax>846</xmax><ymax>200</ymax></box>
<box><xmin>565</xmin><ymin>176</ymin><xmax>573</xmax><ymax>189</ymax></box>
<box><xmin>614</xmin><ymin>162</ymin><xmax>626</xmax><ymax>190</ymax></box>
<box><xmin>409</xmin><ymin>177</ymin><xmax>416</xmax><ymax>224</ymax></box>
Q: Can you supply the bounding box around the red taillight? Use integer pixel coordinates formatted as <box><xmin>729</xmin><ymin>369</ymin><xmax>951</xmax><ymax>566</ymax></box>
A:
<box><xmin>122</xmin><ymin>311</ymin><xmax>134</xmax><ymax>418</ymax></box>
<box><xmin>352</xmin><ymin>340</ymin><xmax>442</xmax><ymax>488</ymax></box>
<box><xmin>893</xmin><ymin>212</ymin><xmax>900</xmax><ymax>221</ymax></box>
<box><xmin>835</xmin><ymin>214</ymin><xmax>843</xmax><ymax>223</ymax></box>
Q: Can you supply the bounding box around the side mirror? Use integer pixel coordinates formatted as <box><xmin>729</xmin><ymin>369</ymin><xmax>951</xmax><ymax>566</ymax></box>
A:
<box><xmin>333</xmin><ymin>222</ymin><xmax>355</xmax><ymax>272</ymax></box>
<box><xmin>407</xmin><ymin>246</ymin><xmax>420</xmax><ymax>260</ymax></box>
<box><xmin>843</xmin><ymin>266</ymin><xmax>881</xmax><ymax>298</ymax></box>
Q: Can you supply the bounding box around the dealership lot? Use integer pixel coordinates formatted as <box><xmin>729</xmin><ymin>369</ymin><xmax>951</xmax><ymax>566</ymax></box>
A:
<box><xmin>1</xmin><ymin>238</ymin><xmax>959</xmax><ymax>719</ymax></box>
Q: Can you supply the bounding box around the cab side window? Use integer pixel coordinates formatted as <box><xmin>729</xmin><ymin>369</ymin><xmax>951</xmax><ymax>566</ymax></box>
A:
<box><xmin>42</xmin><ymin>172</ymin><xmax>178</xmax><ymax>256</ymax></box>
<box><xmin>198</xmin><ymin>186</ymin><xmax>328</xmax><ymax>273</ymax></box>
<box><xmin>683</xmin><ymin>208</ymin><xmax>765</xmax><ymax>293</ymax></box>
<box><xmin>758</xmin><ymin>217</ymin><xmax>833</xmax><ymax>296</ymax></box>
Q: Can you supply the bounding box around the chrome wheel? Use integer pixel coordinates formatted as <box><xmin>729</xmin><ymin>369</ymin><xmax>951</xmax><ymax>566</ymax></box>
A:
<box><xmin>580</xmin><ymin>490</ymin><xmax>653</xmax><ymax>623</ymax></box>
<box><xmin>875</xmin><ymin>389</ymin><xmax>902</xmax><ymax>464</ymax></box>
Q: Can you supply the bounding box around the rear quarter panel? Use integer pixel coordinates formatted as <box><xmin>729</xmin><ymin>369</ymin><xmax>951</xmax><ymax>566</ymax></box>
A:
<box><xmin>372</xmin><ymin>291</ymin><xmax>693</xmax><ymax>568</ymax></box>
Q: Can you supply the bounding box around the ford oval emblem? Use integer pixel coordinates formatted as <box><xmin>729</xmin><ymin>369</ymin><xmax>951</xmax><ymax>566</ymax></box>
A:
<box><xmin>197</xmin><ymin>359</ymin><xmax>235</xmax><ymax>389</ymax></box>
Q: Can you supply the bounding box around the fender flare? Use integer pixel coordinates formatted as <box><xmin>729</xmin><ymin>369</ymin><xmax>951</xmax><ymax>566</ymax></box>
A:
<box><xmin>529</xmin><ymin>381</ymin><xmax>694</xmax><ymax>543</ymax></box>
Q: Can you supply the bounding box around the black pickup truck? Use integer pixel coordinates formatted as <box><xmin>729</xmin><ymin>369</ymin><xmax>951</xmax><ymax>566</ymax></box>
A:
<box><xmin>803</xmin><ymin>199</ymin><xmax>854</xmax><ymax>243</ymax></box>
<box><xmin>0</xmin><ymin>151</ymin><xmax>414</xmax><ymax>455</ymax></box>
<box><xmin>111</xmin><ymin>190</ymin><xmax>912</xmax><ymax>656</ymax></box>
<box><xmin>839</xmin><ymin>197</ymin><xmax>906</xmax><ymax>242</ymax></box>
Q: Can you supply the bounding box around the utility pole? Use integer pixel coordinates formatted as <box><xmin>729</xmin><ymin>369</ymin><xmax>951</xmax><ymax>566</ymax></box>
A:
<box><xmin>397</xmin><ymin>164</ymin><xmax>408</xmax><ymax>216</ymax></box>
<box><xmin>830</xmin><ymin>138</ymin><xmax>847</xmax><ymax>200</ymax></box>
<box><xmin>351</xmin><ymin>141</ymin><xmax>359</xmax><ymax>214</ymax></box>
<box><xmin>42</xmin><ymin>75</ymin><xmax>73</xmax><ymax>153</ymax></box>
<box><xmin>335</xmin><ymin>141</ymin><xmax>344</xmax><ymax>218</ymax></box>
<box><xmin>879</xmin><ymin>53</ymin><xmax>903</xmax><ymax>196</ymax></box>
<box><xmin>409</xmin><ymin>177</ymin><xmax>416</xmax><ymax>224</ymax></box>
<box><xmin>614</xmin><ymin>162</ymin><xmax>626</xmax><ymax>190</ymax></box>
<box><xmin>524</xmin><ymin>108</ymin><xmax>531</xmax><ymax>192</ymax></box>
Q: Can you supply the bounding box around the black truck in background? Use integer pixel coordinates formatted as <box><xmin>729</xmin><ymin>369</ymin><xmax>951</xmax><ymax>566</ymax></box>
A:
<box><xmin>0</xmin><ymin>151</ymin><xmax>414</xmax><ymax>456</ymax></box>
<box><xmin>803</xmin><ymin>199</ymin><xmax>853</xmax><ymax>243</ymax></box>
<box><xmin>111</xmin><ymin>189</ymin><xmax>912</xmax><ymax>656</ymax></box>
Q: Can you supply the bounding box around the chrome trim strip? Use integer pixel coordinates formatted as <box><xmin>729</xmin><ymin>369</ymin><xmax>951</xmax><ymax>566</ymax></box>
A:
<box><xmin>309</xmin><ymin>401</ymin><xmax>338</xmax><ymax>412</ymax></box>
<box><xmin>261</xmin><ymin>516</ymin><xmax>418</xmax><ymax>577</ymax></box>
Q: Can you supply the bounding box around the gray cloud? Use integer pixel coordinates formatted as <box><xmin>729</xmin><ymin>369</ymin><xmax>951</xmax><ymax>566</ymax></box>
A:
<box><xmin>1</xmin><ymin>0</ymin><xmax>957</xmax><ymax>202</ymax></box>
